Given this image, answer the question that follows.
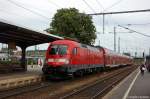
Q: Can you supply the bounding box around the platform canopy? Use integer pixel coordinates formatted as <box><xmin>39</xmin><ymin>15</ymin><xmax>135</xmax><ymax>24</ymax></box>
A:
<box><xmin>0</xmin><ymin>19</ymin><xmax>64</xmax><ymax>48</ymax></box>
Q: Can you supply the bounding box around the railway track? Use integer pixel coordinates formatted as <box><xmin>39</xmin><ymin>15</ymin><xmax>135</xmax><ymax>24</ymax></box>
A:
<box><xmin>60</xmin><ymin>66</ymin><xmax>137</xmax><ymax>99</ymax></box>
<box><xmin>0</xmin><ymin>66</ymin><xmax>137</xmax><ymax>99</ymax></box>
<box><xmin>0</xmin><ymin>81</ymin><xmax>51</xmax><ymax>99</ymax></box>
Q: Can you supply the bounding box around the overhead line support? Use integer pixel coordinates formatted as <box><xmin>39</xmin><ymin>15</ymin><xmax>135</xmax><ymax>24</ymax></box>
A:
<box><xmin>88</xmin><ymin>9</ymin><xmax>150</xmax><ymax>15</ymax></box>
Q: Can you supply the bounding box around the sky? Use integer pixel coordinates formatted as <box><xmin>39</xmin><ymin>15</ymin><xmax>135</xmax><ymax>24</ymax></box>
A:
<box><xmin>0</xmin><ymin>0</ymin><xmax>150</xmax><ymax>57</ymax></box>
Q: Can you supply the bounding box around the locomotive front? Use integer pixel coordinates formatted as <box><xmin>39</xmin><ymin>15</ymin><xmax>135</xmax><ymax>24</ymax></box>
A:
<box><xmin>42</xmin><ymin>40</ymin><xmax>75</xmax><ymax>78</ymax></box>
<box><xmin>46</xmin><ymin>44</ymin><xmax>69</xmax><ymax>66</ymax></box>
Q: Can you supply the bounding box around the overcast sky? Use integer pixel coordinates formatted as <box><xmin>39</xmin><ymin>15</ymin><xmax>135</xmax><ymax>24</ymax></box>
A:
<box><xmin>0</xmin><ymin>0</ymin><xmax>150</xmax><ymax>56</ymax></box>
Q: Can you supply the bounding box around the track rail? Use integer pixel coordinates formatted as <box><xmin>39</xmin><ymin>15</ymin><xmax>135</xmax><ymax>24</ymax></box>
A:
<box><xmin>0</xmin><ymin>66</ymin><xmax>137</xmax><ymax>99</ymax></box>
<box><xmin>60</xmin><ymin>66</ymin><xmax>137</xmax><ymax>99</ymax></box>
<box><xmin>0</xmin><ymin>82</ymin><xmax>51</xmax><ymax>99</ymax></box>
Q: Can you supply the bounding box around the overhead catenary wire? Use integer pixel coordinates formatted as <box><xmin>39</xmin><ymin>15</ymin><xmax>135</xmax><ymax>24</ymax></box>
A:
<box><xmin>47</xmin><ymin>0</ymin><xmax>62</xmax><ymax>8</ymax></box>
<box><xmin>94</xmin><ymin>0</ymin><xmax>106</xmax><ymax>34</ymax></box>
<box><xmin>126</xmin><ymin>23</ymin><xmax>150</xmax><ymax>26</ymax></box>
<box><xmin>102</xmin><ymin>0</ymin><xmax>124</xmax><ymax>28</ymax></box>
<box><xmin>88</xmin><ymin>9</ymin><xmax>150</xmax><ymax>15</ymax></box>
<box><xmin>0</xmin><ymin>8</ymin><xmax>50</xmax><ymax>24</ymax></box>
<box><xmin>82</xmin><ymin>0</ymin><xmax>96</xmax><ymax>13</ymax></box>
<box><xmin>93</xmin><ymin>0</ymin><xmax>124</xmax><ymax>34</ymax></box>
<box><xmin>95</xmin><ymin>0</ymin><xmax>104</xmax><ymax>11</ymax></box>
<box><xmin>104</xmin><ymin>0</ymin><xmax>124</xmax><ymax>11</ymax></box>
<box><xmin>89</xmin><ymin>1</ymin><xmax>150</xmax><ymax>55</ymax></box>
<box><xmin>6</xmin><ymin>0</ymin><xmax>50</xmax><ymax>20</ymax></box>
<box><xmin>94</xmin><ymin>0</ymin><xmax>117</xmax><ymax>34</ymax></box>
<box><xmin>92</xmin><ymin>0</ymin><xmax>124</xmax><ymax>34</ymax></box>
<box><xmin>118</xmin><ymin>25</ymin><xmax>150</xmax><ymax>37</ymax></box>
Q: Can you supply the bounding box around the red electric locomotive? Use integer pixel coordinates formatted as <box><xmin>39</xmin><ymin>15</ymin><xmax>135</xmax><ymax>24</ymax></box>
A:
<box><xmin>42</xmin><ymin>40</ymin><xmax>104</xmax><ymax>78</ymax></box>
<box><xmin>42</xmin><ymin>40</ymin><xmax>133</xmax><ymax>78</ymax></box>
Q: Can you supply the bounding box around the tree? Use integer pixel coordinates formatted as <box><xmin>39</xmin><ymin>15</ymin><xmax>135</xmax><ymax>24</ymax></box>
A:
<box><xmin>46</xmin><ymin>8</ymin><xmax>96</xmax><ymax>45</ymax></box>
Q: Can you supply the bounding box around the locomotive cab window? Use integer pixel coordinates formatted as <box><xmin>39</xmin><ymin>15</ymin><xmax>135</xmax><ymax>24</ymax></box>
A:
<box><xmin>49</xmin><ymin>45</ymin><xmax>67</xmax><ymax>55</ymax></box>
<box><xmin>72</xmin><ymin>47</ymin><xmax>77</xmax><ymax>55</ymax></box>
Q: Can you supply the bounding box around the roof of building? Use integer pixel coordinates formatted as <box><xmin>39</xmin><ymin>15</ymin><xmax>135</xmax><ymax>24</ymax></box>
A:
<box><xmin>0</xmin><ymin>19</ymin><xmax>64</xmax><ymax>47</ymax></box>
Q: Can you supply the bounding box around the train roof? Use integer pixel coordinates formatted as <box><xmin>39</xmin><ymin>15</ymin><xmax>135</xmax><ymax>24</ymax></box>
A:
<box><xmin>98</xmin><ymin>47</ymin><xmax>132</xmax><ymax>58</ymax></box>
<box><xmin>51</xmin><ymin>40</ymin><xmax>79</xmax><ymax>45</ymax></box>
<box><xmin>51</xmin><ymin>40</ymin><xmax>100</xmax><ymax>52</ymax></box>
<box><xmin>51</xmin><ymin>40</ymin><xmax>132</xmax><ymax>58</ymax></box>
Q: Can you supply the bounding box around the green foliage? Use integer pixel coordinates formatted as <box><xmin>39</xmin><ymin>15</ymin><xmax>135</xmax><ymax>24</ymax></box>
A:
<box><xmin>46</xmin><ymin>8</ymin><xmax>96</xmax><ymax>45</ymax></box>
<box><xmin>27</xmin><ymin>58</ymin><xmax>38</xmax><ymax>65</ymax></box>
<box><xmin>0</xmin><ymin>60</ymin><xmax>20</xmax><ymax>65</ymax></box>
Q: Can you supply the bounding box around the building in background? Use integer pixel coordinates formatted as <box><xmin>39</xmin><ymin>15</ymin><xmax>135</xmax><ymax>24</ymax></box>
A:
<box><xmin>26</xmin><ymin>50</ymin><xmax>46</xmax><ymax>67</ymax></box>
<box><xmin>0</xmin><ymin>48</ymin><xmax>9</xmax><ymax>61</ymax></box>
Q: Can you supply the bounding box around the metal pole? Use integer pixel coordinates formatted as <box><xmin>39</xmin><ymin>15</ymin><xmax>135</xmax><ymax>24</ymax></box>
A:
<box><xmin>135</xmin><ymin>47</ymin><xmax>137</xmax><ymax>58</ymax></box>
<box><xmin>103</xmin><ymin>14</ymin><xmax>105</xmax><ymax>34</ymax></box>
<box><xmin>114</xmin><ymin>27</ymin><xmax>116</xmax><ymax>52</ymax></box>
<box><xmin>149</xmin><ymin>48</ymin><xmax>150</xmax><ymax>56</ymax></box>
<box><xmin>99</xmin><ymin>40</ymin><xmax>100</xmax><ymax>46</ymax></box>
<box><xmin>88</xmin><ymin>9</ymin><xmax>150</xmax><ymax>15</ymax></box>
<box><xmin>118</xmin><ymin>37</ymin><xmax>120</xmax><ymax>53</ymax></box>
<box><xmin>35</xmin><ymin>45</ymin><xmax>37</xmax><ymax>57</ymax></box>
<box><xmin>2</xmin><ymin>43</ymin><xmax>3</xmax><ymax>50</ymax></box>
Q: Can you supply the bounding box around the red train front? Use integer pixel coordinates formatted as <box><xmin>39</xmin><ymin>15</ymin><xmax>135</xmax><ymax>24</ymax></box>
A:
<box><xmin>42</xmin><ymin>40</ymin><xmax>104</xmax><ymax>78</ymax></box>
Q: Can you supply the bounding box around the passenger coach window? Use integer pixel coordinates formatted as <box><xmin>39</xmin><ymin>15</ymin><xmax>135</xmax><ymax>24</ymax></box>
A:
<box><xmin>72</xmin><ymin>48</ymin><xmax>77</xmax><ymax>55</ymax></box>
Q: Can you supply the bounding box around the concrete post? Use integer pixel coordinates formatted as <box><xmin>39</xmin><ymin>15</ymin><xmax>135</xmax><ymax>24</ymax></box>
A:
<box><xmin>21</xmin><ymin>46</ymin><xmax>27</xmax><ymax>71</ymax></box>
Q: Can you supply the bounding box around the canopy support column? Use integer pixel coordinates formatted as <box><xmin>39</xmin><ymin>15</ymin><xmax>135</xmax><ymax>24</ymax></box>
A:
<box><xmin>21</xmin><ymin>46</ymin><xmax>27</xmax><ymax>71</ymax></box>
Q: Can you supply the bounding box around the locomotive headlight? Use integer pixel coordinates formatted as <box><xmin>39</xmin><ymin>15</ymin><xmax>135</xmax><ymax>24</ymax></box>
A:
<box><xmin>58</xmin><ymin>58</ymin><xmax>69</xmax><ymax>64</ymax></box>
<box><xmin>48</xmin><ymin>58</ymin><xmax>54</xmax><ymax>62</ymax></box>
<box><xmin>64</xmin><ymin>59</ymin><xmax>69</xmax><ymax>64</ymax></box>
<box><xmin>47</xmin><ymin>58</ymin><xmax>69</xmax><ymax>64</ymax></box>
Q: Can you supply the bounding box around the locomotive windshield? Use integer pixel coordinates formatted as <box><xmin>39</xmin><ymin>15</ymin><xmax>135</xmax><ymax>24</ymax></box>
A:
<box><xmin>49</xmin><ymin>45</ymin><xmax>67</xmax><ymax>55</ymax></box>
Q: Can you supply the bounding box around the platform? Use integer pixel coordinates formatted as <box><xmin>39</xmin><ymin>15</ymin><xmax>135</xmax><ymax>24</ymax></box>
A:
<box><xmin>103</xmin><ymin>68</ymin><xmax>150</xmax><ymax>99</ymax></box>
<box><xmin>0</xmin><ymin>65</ymin><xmax>43</xmax><ymax>91</ymax></box>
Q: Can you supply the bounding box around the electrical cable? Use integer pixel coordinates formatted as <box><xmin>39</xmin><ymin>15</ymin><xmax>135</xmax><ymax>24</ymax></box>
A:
<box><xmin>95</xmin><ymin>0</ymin><xmax>104</xmax><ymax>11</ymax></box>
<box><xmin>118</xmin><ymin>25</ymin><xmax>150</xmax><ymax>37</ymax></box>
<box><xmin>0</xmin><ymin>7</ymin><xmax>50</xmax><ymax>25</ymax></box>
<box><xmin>47</xmin><ymin>0</ymin><xmax>62</xmax><ymax>8</ymax></box>
<box><xmin>6</xmin><ymin>0</ymin><xmax>50</xmax><ymax>20</ymax></box>
<box><xmin>88</xmin><ymin>9</ymin><xmax>150</xmax><ymax>15</ymax></box>
<box><xmin>126</xmin><ymin>23</ymin><xmax>150</xmax><ymax>26</ymax></box>
<box><xmin>89</xmin><ymin>0</ymin><xmax>124</xmax><ymax>35</ymax></box>
<box><xmin>104</xmin><ymin>0</ymin><xmax>124</xmax><ymax>11</ymax></box>
<box><xmin>82</xmin><ymin>0</ymin><xmax>96</xmax><ymax>13</ymax></box>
